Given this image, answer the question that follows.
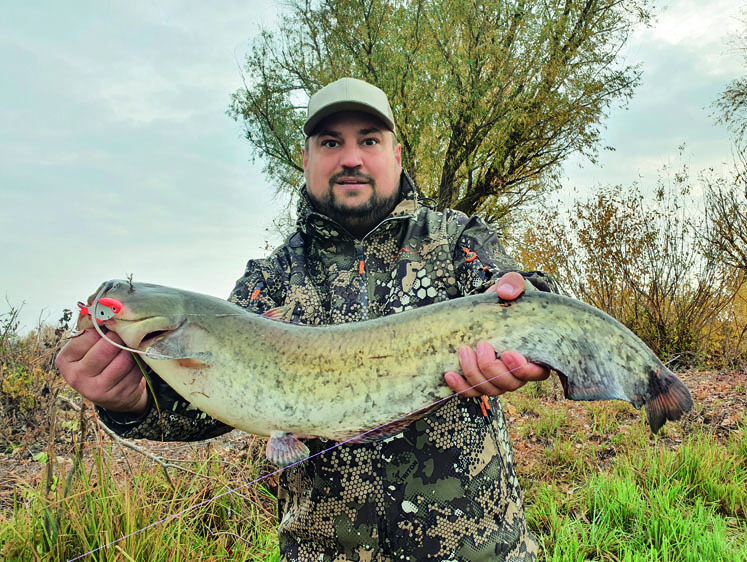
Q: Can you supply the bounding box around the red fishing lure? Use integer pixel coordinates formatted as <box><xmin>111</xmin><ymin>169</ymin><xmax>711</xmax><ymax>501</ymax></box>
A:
<box><xmin>77</xmin><ymin>297</ymin><xmax>124</xmax><ymax>323</ymax></box>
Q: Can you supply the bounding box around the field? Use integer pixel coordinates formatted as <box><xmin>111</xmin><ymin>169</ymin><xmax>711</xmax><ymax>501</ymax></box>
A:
<box><xmin>1</xmin><ymin>358</ymin><xmax>744</xmax><ymax>561</ymax></box>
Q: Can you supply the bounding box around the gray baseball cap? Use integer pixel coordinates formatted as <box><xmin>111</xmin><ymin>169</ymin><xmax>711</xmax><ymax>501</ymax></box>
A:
<box><xmin>304</xmin><ymin>77</ymin><xmax>396</xmax><ymax>136</ymax></box>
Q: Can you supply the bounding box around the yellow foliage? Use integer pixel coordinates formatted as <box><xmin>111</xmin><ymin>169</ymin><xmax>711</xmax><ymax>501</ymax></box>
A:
<box><xmin>1</xmin><ymin>366</ymin><xmax>44</xmax><ymax>412</ymax></box>
<box><xmin>518</xmin><ymin>171</ymin><xmax>747</xmax><ymax>369</ymax></box>
<box><xmin>1</xmin><ymin>307</ymin><xmax>71</xmax><ymax>444</ymax></box>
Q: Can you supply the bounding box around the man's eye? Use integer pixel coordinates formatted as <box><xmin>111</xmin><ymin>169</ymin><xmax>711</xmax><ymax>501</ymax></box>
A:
<box><xmin>362</xmin><ymin>138</ymin><xmax>379</xmax><ymax>146</ymax></box>
<box><xmin>322</xmin><ymin>140</ymin><xmax>340</xmax><ymax>148</ymax></box>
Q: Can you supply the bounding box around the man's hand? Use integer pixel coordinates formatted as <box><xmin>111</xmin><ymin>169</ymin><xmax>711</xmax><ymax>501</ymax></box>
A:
<box><xmin>444</xmin><ymin>272</ymin><xmax>550</xmax><ymax>397</ymax></box>
<box><xmin>55</xmin><ymin>329</ymin><xmax>149</xmax><ymax>415</ymax></box>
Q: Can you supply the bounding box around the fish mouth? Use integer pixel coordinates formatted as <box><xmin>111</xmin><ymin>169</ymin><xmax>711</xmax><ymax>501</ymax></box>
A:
<box><xmin>139</xmin><ymin>328</ymin><xmax>175</xmax><ymax>348</ymax></box>
<box><xmin>127</xmin><ymin>317</ymin><xmax>185</xmax><ymax>349</ymax></box>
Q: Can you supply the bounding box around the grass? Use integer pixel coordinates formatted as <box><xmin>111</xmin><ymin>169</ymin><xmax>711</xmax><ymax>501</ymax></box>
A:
<box><xmin>1</xmin><ymin>438</ymin><xmax>281</xmax><ymax>561</ymax></box>
<box><xmin>1</xmin><ymin>409</ymin><xmax>744</xmax><ymax>561</ymax></box>
<box><xmin>525</xmin><ymin>431</ymin><xmax>747</xmax><ymax>560</ymax></box>
<box><xmin>506</xmin><ymin>376</ymin><xmax>747</xmax><ymax>561</ymax></box>
<box><xmin>1</xmin><ymin>314</ymin><xmax>745</xmax><ymax>560</ymax></box>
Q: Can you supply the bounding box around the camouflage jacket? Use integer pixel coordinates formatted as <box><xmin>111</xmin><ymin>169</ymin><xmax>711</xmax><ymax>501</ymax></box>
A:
<box><xmin>99</xmin><ymin>172</ymin><xmax>557</xmax><ymax>561</ymax></box>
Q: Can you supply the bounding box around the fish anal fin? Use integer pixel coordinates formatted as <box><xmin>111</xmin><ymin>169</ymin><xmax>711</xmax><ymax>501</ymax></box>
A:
<box><xmin>344</xmin><ymin>419</ymin><xmax>412</xmax><ymax>443</ymax></box>
<box><xmin>645</xmin><ymin>370</ymin><xmax>694</xmax><ymax>433</ymax></box>
<box><xmin>555</xmin><ymin>371</ymin><xmax>624</xmax><ymax>403</ymax></box>
<box><xmin>339</xmin><ymin>405</ymin><xmax>440</xmax><ymax>444</ymax></box>
<box><xmin>267</xmin><ymin>431</ymin><xmax>310</xmax><ymax>466</ymax></box>
<box><xmin>559</xmin><ymin>367</ymin><xmax>694</xmax><ymax>434</ymax></box>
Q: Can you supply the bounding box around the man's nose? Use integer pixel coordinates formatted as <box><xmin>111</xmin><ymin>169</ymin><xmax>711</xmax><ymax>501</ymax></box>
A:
<box><xmin>338</xmin><ymin>143</ymin><xmax>363</xmax><ymax>168</ymax></box>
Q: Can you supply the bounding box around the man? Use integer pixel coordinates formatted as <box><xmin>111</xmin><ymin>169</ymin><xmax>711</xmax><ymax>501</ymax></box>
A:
<box><xmin>57</xmin><ymin>77</ymin><xmax>557</xmax><ymax>561</ymax></box>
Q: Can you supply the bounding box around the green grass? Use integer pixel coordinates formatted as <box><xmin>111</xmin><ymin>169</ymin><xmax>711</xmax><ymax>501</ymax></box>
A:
<box><xmin>4</xmin><ymin>428</ymin><xmax>744</xmax><ymax>562</ymax></box>
<box><xmin>0</xmin><ymin>441</ymin><xmax>280</xmax><ymax>561</ymax></box>
<box><xmin>523</xmin><ymin>429</ymin><xmax>746</xmax><ymax>561</ymax></box>
<box><xmin>1</xmin><ymin>386</ymin><xmax>744</xmax><ymax>561</ymax></box>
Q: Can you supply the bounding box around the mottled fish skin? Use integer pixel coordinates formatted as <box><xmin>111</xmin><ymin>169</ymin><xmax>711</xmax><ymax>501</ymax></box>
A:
<box><xmin>79</xmin><ymin>280</ymin><xmax>693</xmax><ymax>462</ymax></box>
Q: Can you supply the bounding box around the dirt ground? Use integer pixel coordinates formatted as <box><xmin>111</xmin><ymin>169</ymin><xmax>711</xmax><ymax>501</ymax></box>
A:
<box><xmin>503</xmin><ymin>369</ymin><xmax>747</xmax><ymax>473</ymax></box>
<box><xmin>1</xmin><ymin>369</ymin><xmax>745</xmax><ymax>514</ymax></box>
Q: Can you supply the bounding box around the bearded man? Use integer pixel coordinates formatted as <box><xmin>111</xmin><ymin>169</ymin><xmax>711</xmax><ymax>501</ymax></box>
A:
<box><xmin>58</xmin><ymin>77</ymin><xmax>557</xmax><ymax>561</ymax></box>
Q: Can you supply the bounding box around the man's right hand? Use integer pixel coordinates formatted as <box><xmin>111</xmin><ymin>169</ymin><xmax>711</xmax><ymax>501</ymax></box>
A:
<box><xmin>55</xmin><ymin>329</ymin><xmax>149</xmax><ymax>415</ymax></box>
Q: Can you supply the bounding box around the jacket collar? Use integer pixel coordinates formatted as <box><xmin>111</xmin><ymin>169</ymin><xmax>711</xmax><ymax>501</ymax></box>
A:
<box><xmin>297</xmin><ymin>171</ymin><xmax>419</xmax><ymax>240</ymax></box>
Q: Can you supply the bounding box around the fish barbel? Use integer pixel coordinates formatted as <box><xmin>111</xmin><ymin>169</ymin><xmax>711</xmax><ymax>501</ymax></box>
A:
<box><xmin>78</xmin><ymin>280</ymin><xmax>693</xmax><ymax>465</ymax></box>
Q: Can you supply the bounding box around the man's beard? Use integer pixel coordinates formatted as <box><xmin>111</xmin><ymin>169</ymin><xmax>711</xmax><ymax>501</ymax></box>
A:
<box><xmin>308</xmin><ymin>170</ymin><xmax>402</xmax><ymax>237</ymax></box>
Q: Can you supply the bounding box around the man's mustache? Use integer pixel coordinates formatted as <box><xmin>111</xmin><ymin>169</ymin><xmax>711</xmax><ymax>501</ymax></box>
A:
<box><xmin>329</xmin><ymin>170</ymin><xmax>376</xmax><ymax>186</ymax></box>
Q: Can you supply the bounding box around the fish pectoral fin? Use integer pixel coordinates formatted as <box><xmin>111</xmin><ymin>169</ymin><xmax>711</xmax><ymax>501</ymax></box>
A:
<box><xmin>145</xmin><ymin>335</ymin><xmax>213</xmax><ymax>365</ymax></box>
<box><xmin>266</xmin><ymin>431</ymin><xmax>310</xmax><ymax>467</ymax></box>
<box><xmin>174</xmin><ymin>355</ymin><xmax>212</xmax><ymax>370</ymax></box>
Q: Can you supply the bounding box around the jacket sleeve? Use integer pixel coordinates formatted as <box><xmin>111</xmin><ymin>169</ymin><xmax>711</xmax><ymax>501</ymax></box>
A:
<box><xmin>452</xmin><ymin>212</ymin><xmax>559</xmax><ymax>295</ymax></box>
<box><xmin>97</xmin><ymin>257</ymin><xmax>285</xmax><ymax>441</ymax></box>
<box><xmin>228</xmin><ymin>256</ymin><xmax>287</xmax><ymax>314</ymax></box>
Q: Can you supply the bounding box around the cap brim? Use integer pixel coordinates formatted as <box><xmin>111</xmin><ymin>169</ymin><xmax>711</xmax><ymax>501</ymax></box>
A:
<box><xmin>304</xmin><ymin>101</ymin><xmax>395</xmax><ymax>136</ymax></box>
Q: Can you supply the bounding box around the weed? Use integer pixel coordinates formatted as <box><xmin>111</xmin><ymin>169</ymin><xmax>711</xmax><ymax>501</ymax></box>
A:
<box><xmin>1</xmin><ymin>439</ymin><xmax>280</xmax><ymax>561</ymax></box>
<box><xmin>524</xmin><ymin>426</ymin><xmax>747</xmax><ymax>561</ymax></box>
<box><xmin>1</xmin><ymin>308</ymin><xmax>744</xmax><ymax>560</ymax></box>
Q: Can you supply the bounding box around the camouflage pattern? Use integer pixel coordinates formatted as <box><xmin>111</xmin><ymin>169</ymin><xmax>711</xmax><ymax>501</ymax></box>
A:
<box><xmin>98</xmin><ymin>172</ymin><xmax>557</xmax><ymax>561</ymax></box>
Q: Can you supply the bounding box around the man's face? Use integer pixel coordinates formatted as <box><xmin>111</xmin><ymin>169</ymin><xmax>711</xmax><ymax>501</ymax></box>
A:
<box><xmin>303</xmin><ymin>111</ymin><xmax>402</xmax><ymax>238</ymax></box>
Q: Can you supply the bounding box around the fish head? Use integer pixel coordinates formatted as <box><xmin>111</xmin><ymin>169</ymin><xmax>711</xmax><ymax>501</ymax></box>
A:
<box><xmin>77</xmin><ymin>279</ymin><xmax>188</xmax><ymax>351</ymax></box>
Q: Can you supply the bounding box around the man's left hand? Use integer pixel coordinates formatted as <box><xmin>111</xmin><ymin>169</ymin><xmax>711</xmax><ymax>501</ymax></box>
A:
<box><xmin>444</xmin><ymin>272</ymin><xmax>551</xmax><ymax>397</ymax></box>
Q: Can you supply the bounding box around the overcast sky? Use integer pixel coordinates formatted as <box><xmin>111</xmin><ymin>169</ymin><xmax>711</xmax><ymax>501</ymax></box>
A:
<box><xmin>1</xmin><ymin>1</ymin><xmax>743</xmax><ymax>333</ymax></box>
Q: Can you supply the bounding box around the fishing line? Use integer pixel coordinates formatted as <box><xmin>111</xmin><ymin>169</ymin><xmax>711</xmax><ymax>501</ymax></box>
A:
<box><xmin>66</xmin><ymin>364</ymin><xmax>526</xmax><ymax>561</ymax></box>
<box><xmin>91</xmin><ymin>318</ymin><xmax>171</xmax><ymax>360</ymax></box>
<box><xmin>69</xmin><ymin>294</ymin><xmax>531</xmax><ymax>561</ymax></box>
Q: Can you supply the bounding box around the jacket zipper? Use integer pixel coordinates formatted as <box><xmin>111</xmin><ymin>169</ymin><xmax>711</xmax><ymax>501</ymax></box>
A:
<box><xmin>307</xmin><ymin>213</ymin><xmax>413</xmax><ymax>322</ymax></box>
<box><xmin>355</xmin><ymin>216</ymin><xmax>410</xmax><ymax>321</ymax></box>
<box><xmin>355</xmin><ymin>242</ymin><xmax>369</xmax><ymax>320</ymax></box>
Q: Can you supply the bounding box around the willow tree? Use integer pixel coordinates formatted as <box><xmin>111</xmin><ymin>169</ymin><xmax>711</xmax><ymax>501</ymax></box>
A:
<box><xmin>715</xmin><ymin>8</ymin><xmax>747</xmax><ymax>145</ymax></box>
<box><xmin>229</xmin><ymin>0</ymin><xmax>653</xmax><ymax>224</ymax></box>
<box><xmin>707</xmin><ymin>10</ymin><xmax>747</xmax><ymax>273</ymax></box>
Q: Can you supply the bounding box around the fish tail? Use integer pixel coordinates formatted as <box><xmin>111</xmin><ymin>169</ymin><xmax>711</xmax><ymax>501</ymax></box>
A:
<box><xmin>645</xmin><ymin>370</ymin><xmax>694</xmax><ymax>433</ymax></box>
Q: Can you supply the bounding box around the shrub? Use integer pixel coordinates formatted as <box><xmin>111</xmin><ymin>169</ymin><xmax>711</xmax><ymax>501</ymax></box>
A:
<box><xmin>0</xmin><ymin>306</ymin><xmax>71</xmax><ymax>450</ymax></box>
<box><xmin>516</xmin><ymin>158</ymin><xmax>746</xmax><ymax>369</ymax></box>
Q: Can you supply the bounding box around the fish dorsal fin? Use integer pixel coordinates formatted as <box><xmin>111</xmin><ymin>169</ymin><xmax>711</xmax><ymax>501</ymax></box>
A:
<box><xmin>261</xmin><ymin>305</ymin><xmax>295</xmax><ymax>322</ymax></box>
<box><xmin>261</xmin><ymin>305</ymin><xmax>306</xmax><ymax>325</ymax></box>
